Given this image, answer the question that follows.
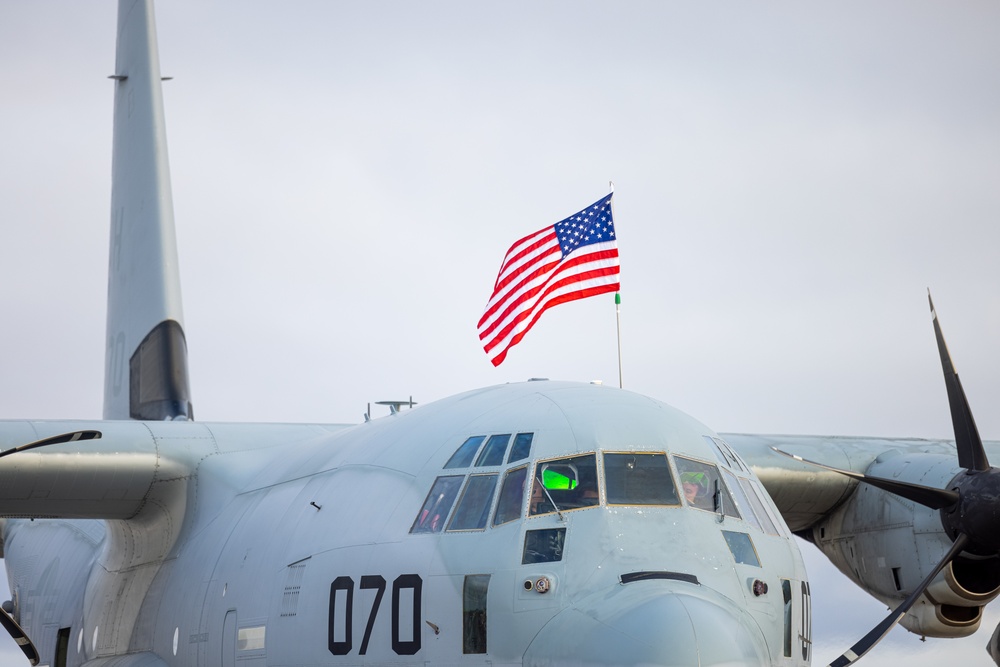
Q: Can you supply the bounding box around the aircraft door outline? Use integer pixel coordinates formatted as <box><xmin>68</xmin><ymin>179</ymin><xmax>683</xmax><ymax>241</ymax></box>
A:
<box><xmin>222</xmin><ymin>609</ymin><xmax>236</xmax><ymax>667</ymax></box>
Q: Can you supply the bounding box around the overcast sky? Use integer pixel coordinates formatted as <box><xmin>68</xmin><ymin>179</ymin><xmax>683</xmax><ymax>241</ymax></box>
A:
<box><xmin>2</xmin><ymin>1</ymin><xmax>1000</xmax><ymax>665</ymax></box>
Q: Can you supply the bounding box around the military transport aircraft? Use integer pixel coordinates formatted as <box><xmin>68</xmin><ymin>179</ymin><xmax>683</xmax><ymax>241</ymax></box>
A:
<box><xmin>3</xmin><ymin>2</ymin><xmax>1000</xmax><ymax>666</ymax></box>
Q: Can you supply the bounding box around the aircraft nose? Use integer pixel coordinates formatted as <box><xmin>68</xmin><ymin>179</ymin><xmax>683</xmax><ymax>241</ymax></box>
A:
<box><xmin>523</xmin><ymin>578</ymin><xmax>768</xmax><ymax>666</ymax></box>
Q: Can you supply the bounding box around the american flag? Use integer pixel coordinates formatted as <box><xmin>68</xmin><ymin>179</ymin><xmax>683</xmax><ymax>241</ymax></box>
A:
<box><xmin>478</xmin><ymin>194</ymin><xmax>620</xmax><ymax>366</ymax></box>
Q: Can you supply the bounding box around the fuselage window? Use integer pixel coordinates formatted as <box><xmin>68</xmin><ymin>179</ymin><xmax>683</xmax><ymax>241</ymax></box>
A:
<box><xmin>522</xmin><ymin>528</ymin><xmax>566</xmax><ymax>564</ymax></box>
<box><xmin>674</xmin><ymin>456</ymin><xmax>740</xmax><ymax>518</ymax></box>
<box><xmin>410</xmin><ymin>475</ymin><xmax>464</xmax><ymax>533</ymax></box>
<box><xmin>447</xmin><ymin>474</ymin><xmax>499</xmax><ymax>531</ymax></box>
<box><xmin>529</xmin><ymin>453</ymin><xmax>599</xmax><ymax>516</ymax></box>
<box><xmin>507</xmin><ymin>432</ymin><xmax>533</xmax><ymax>464</ymax></box>
<box><xmin>604</xmin><ymin>452</ymin><xmax>680</xmax><ymax>505</ymax></box>
<box><xmin>238</xmin><ymin>625</ymin><xmax>266</xmax><ymax>652</ymax></box>
<box><xmin>721</xmin><ymin>530</ymin><xmax>761</xmax><ymax>567</ymax></box>
<box><xmin>493</xmin><ymin>466</ymin><xmax>528</xmax><ymax>527</ymax></box>
<box><xmin>445</xmin><ymin>436</ymin><xmax>486</xmax><ymax>469</ymax></box>
<box><xmin>721</xmin><ymin>469</ymin><xmax>763</xmax><ymax>531</ymax></box>
<box><xmin>475</xmin><ymin>434</ymin><xmax>511</xmax><ymax>467</ymax></box>
<box><xmin>463</xmin><ymin>574</ymin><xmax>490</xmax><ymax>654</ymax></box>
<box><xmin>738</xmin><ymin>477</ymin><xmax>780</xmax><ymax>536</ymax></box>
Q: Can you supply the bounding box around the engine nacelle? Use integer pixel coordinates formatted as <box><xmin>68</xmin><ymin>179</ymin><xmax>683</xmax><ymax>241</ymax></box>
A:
<box><xmin>899</xmin><ymin>597</ymin><xmax>982</xmax><ymax>637</ymax></box>
<box><xmin>809</xmin><ymin>449</ymin><xmax>1000</xmax><ymax>639</ymax></box>
<box><xmin>926</xmin><ymin>555</ymin><xmax>1000</xmax><ymax>607</ymax></box>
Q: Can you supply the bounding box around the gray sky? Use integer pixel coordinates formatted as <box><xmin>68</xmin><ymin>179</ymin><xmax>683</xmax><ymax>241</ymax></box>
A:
<box><xmin>2</xmin><ymin>1</ymin><xmax>1000</xmax><ymax>664</ymax></box>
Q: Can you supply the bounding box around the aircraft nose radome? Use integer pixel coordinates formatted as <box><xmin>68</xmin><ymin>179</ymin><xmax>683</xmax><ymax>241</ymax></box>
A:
<box><xmin>523</xmin><ymin>580</ymin><xmax>768</xmax><ymax>667</ymax></box>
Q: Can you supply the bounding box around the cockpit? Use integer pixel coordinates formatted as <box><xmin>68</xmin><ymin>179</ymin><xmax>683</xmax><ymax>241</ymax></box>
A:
<box><xmin>409</xmin><ymin>432</ymin><xmax>785</xmax><ymax>552</ymax></box>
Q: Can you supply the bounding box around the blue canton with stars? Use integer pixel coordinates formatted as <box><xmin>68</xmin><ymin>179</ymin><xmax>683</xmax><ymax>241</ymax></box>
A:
<box><xmin>554</xmin><ymin>193</ymin><xmax>616</xmax><ymax>258</ymax></box>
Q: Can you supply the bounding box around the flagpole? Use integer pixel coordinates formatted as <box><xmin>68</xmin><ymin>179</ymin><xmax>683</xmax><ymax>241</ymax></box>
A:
<box><xmin>610</xmin><ymin>180</ymin><xmax>623</xmax><ymax>389</ymax></box>
<box><xmin>615</xmin><ymin>292</ymin><xmax>623</xmax><ymax>389</ymax></box>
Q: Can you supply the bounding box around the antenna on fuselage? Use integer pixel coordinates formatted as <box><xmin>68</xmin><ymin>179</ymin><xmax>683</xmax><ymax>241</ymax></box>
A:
<box><xmin>374</xmin><ymin>397</ymin><xmax>417</xmax><ymax>415</ymax></box>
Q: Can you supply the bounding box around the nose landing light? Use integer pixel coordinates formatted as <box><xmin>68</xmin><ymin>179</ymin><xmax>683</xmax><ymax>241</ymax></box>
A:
<box><xmin>523</xmin><ymin>577</ymin><xmax>553</xmax><ymax>594</ymax></box>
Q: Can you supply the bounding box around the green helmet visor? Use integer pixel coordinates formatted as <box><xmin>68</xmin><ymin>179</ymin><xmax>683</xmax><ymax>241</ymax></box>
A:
<box><xmin>681</xmin><ymin>471</ymin><xmax>707</xmax><ymax>490</ymax></box>
<box><xmin>542</xmin><ymin>468</ymin><xmax>578</xmax><ymax>490</ymax></box>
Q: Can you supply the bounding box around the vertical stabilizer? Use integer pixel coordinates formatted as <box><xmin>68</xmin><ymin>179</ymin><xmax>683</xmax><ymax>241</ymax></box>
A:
<box><xmin>104</xmin><ymin>0</ymin><xmax>193</xmax><ymax>420</ymax></box>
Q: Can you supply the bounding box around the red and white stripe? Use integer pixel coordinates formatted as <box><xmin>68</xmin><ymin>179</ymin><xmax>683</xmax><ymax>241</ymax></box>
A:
<box><xmin>478</xmin><ymin>225</ymin><xmax>619</xmax><ymax>366</ymax></box>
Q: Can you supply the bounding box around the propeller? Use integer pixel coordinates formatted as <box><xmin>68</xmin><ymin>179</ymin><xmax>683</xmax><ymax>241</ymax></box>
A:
<box><xmin>0</xmin><ymin>605</ymin><xmax>39</xmax><ymax>666</ymax></box>
<box><xmin>0</xmin><ymin>430</ymin><xmax>101</xmax><ymax>460</ymax></box>
<box><xmin>779</xmin><ymin>294</ymin><xmax>1000</xmax><ymax>666</ymax></box>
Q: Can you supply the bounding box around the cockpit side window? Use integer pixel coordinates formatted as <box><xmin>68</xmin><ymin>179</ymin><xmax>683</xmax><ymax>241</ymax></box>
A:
<box><xmin>674</xmin><ymin>456</ymin><xmax>740</xmax><ymax>519</ymax></box>
<box><xmin>703</xmin><ymin>435</ymin><xmax>750</xmax><ymax>473</ymax></box>
<box><xmin>705</xmin><ymin>435</ymin><xmax>734</xmax><ymax>469</ymax></box>
<box><xmin>474</xmin><ymin>434</ymin><xmax>511</xmax><ymax>467</ymax></box>
<box><xmin>721</xmin><ymin>469</ymin><xmax>762</xmax><ymax>531</ymax></box>
<box><xmin>445</xmin><ymin>436</ymin><xmax>486</xmax><ymax>469</ymax></box>
<box><xmin>507</xmin><ymin>433</ymin><xmax>533</xmax><ymax>464</ymax></box>
<box><xmin>522</xmin><ymin>528</ymin><xmax>566</xmax><ymax>564</ymax></box>
<box><xmin>604</xmin><ymin>453</ymin><xmax>680</xmax><ymax>506</ymax></box>
<box><xmin>447</xmin><ymin>474</ymin><xmax>499</xmax><ymax>531</ymax></box>
<box><xmin>411</xmin><ymin>475</ymin><xmax>464</xmax><ymax>533</ymax></box>
<box><xmin>718</xmin><ymin>437</ymin><xmax>750</xmax><ymax>473</ymax></box>
<box><xmin>722</xmin><ymin>530</ymin><xmax>761</xmax><ymax>567</ymax></box>
<box><xmin>529</xmin><ymin>454</ymin><xmax>599</xmax><ymax>516</ymax></box>
<box><xmin>739</xmin><ymin>477</ymin><xmax>781</xmax><ymax>536</ymax></box>
<box><xmin>493</xmin><ymin>466</ymin><xmax>528</xmax><ymax>527</ymax></box>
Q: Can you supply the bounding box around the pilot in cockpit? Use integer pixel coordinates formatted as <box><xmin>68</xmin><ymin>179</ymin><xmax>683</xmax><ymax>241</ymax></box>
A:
<box><xmin>530</xmin><ymin>477</ymin><xmax>548</xmax><ymax>515</ymax></box>
<box><xmin>681</xmin><ymin>471</ymin><xmax>711</xmax><ymax>510</ymax></box>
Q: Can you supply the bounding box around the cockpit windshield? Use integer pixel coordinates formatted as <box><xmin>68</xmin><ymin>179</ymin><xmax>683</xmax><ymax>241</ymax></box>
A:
<box><xmin>529</xmin><ymin>454</ymin><xmax>599</xmax><ymax>516</ymax></box>
<box><xmin>603</xmin><ymin>452</ymin><xmax>680</xmax><ymax>505</ymax></box>
<box><xmin>413</xmin><ymin>434</ymin><xmax>774</xmax><ymax>538</ymax></box>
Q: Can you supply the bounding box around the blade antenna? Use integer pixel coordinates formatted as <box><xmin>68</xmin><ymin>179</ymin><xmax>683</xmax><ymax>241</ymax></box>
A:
<box><xmin>929</xmin><ymin>292</ymin><xmax>989</xmax><ymax>471</ymax></box>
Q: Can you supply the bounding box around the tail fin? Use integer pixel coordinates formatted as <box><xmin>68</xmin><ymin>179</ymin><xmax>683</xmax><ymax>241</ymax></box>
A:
<box><xmin>103</xmin><ymin>0</ymin><xmax>193</xmax><ymax>420</ymax></box>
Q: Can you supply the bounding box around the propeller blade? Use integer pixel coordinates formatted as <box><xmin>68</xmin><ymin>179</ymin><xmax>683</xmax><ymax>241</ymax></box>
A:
<box><xmin>929</xmin><ymin>293</ymin><xmax>989</xmax><ymax>471</ymax></box>
<box><xmin>0</xmin><ymin>430</ymin><xmax>102</xmax><ymax>460</ymax></box>
<box><xmin>987</xmin><ymin>618</ymin><xmax>1000</xmax><ymax>666</ymax></box>
<box><xmin>771</xmin><ymin>447</ymin><xmax>959</xmax><ymax>510</ymax></box>
<box><xmin>827</xmin><ymin>532</ymin><xmax>970</xmax><ymax>667</ymax></box>
<box><xmin>0</xmin><ymin>606</ymin><xmax>39</xmax><ymax>666</ymax></box>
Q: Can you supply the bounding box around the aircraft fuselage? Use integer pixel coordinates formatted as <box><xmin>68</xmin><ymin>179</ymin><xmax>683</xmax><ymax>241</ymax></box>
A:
<box><xmin>1</xmin><ymin>381</ymin><xmax>810</xmax><ymax>666</ymax></box>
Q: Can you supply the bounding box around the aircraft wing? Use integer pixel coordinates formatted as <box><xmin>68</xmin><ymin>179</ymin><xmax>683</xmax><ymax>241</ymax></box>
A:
<box><xmin>724</xmin><ymin>433</ymin><xmax>990</xmax><ymax>532</ymax></box>
<box><xmin>728</xmin><ymin>432</ymin><xmax>1000</xmax><ymax>651</ymax></box>
<box><xmin>0</xmin><ymin>420</ymin><xmax>347</xmax><ymax>522</ymax></box>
